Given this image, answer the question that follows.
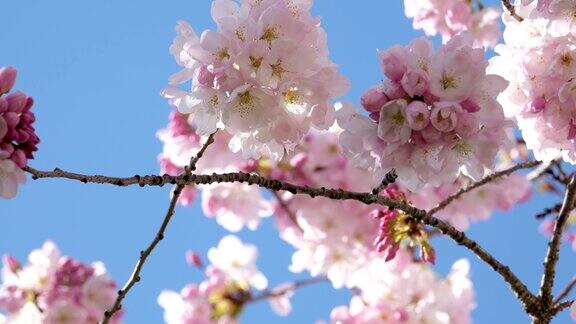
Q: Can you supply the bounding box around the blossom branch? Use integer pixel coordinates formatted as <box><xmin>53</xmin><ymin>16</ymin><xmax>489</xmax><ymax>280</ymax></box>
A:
<box><xmin>501</xmin><ymin>0</ymin><xmax>524</xmax><ymax>21</ymax></box>
<box><xmin>270</xmin><ymin>191</ymin><xmax>304</xmax><ymax>232</ymax></box>
<box><xmin>428</xmin><ymin>160</ymin><xmax>541</xmax><ymax>217</ymax></box>
<box><xmin>101</xmin><ymin>133</ymin><xmax>216</xmax><ymax>324</ymax></box>
<box><xmin>25</xmin><ymin>165</ymin><xmax>537</xmax><ymax>313</ymax></box>
<box><xmin>245</xmin><ymin>277</ymin><xmax>327</xmax><ymax>304</ymax></box>
<box><xmin>537</xmin><ymin>175</ymin><xmax>576</xmax><ymax>320</ymax></box>
<box><xmin>553</xmin><ymin>299</ymin><xmax>575</xmax><ymax>315</ymax></box>
<box><xmin>554</xmin><ymin>276</ymin><xmax>576</xmax><ymax>304</ymax></box>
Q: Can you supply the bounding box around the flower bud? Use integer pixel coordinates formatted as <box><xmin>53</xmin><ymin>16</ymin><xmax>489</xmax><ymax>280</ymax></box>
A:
<box><xmin>0</xmin><ymin>67</ymin><xmax>17</xmax><ymax>95</ymax></box>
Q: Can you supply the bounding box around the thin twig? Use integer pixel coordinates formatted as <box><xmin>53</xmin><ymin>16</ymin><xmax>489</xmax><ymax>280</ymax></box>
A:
<box><xmin>271</xmin><ymin>191</ymin><xmax>304</xmax><ymax>232</ymax></box>
<box><xmin>535</xmin><ymin>203</ymin><xmax>562</xmax><ymax>219</ymax></box>
<box><xmin>371</xmin><ymin>169</ymin><xmax>397</xmax><ymax>195</ymax></box>
<box><xmin>26</xmin><ymin>165</ymin><xmax>537</xmax><ymax>314</ymax></box>
<box><xmin>502</xmin><ymin>0</ymin><xmax>524</xmax><ymax>21</ymax></box>
<box><xmin>428</xmin><ymin>160</ymin><xmax>541</xmax><ymax>217</ymax></box>
<box><xmin>421</xmin><ymin>212</ymin><xmax>538</xmax><ymax>314</ymax></box>
<box><xmin>554</xmin><ymin>276</ymin><xmax>576</xmax><ymax>304</ymax></box>
<box><xmin>246</xmin><ymin>277</ymin><xmax>326</xmax><ymax>304</ymax></box>
<box><xmin>552</xmin><ymin>299</ymin><xmax>574</xmax><ymax>316</ymax></box>
<box><xmin>100</xmin><ymin>133</ymin><xmax>216</xmax><ymax>324</ymax></box>
<box><xmin>538</xmin><ymin>176</ymin><xmax>576</xmax><ymax>311</ymax></box>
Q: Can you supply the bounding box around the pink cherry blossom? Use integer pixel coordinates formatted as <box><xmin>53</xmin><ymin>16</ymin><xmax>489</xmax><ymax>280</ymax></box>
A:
<box><xmin>339</xmin><ymin>35</ymin><xmax>510</xmax><ymax>190</ymax></box>
<box><xmin>162</xmin><ymin>0</ymin><xmax>349</xmax><ymax>161</ymax></box>
<box><xmin>0</xmin><ymin>242</ymin><xmax>122</xmax><ymax>324</ymax></box>
<box><xmin>490</xmin><ymin>1</ymin><xmax>576</xmax><ymax>164</ymax></box>
<box><xmin>404</xmin><ymin>0</ymin><xmax>501</xmax><ymax>48</ymax></box>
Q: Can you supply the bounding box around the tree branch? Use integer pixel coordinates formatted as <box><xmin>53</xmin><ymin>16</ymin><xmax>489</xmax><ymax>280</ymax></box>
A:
<box><xmin>271</xmin><ymin>191</ymin><xmax>304</xmax><ymax>232</ymax></box>
<box><xmin>26</xmin><ymin>165</ymin><xmax>537</xmax><ymax>314</ymax></box>
<box><xmin>539</xmin><ymin>175</ymin><xmax>576</xmax><ymax>310</ymax></box>
<box><xmin>554</xmin><ymin>276</ymin><xmax>576</xmax><ymax>304</ymax></box>
<box><xmin>245</xmin><ymin>277</ymin><xmax>327</xmax><ymax>304</ymax></box>
<box><xmin>502</xmin><ymin>0</ymin><xmax>524</xmax><ymax>21</ymax></box>
<box><xmin>100</xmin><ymin>133</ymin><xmax>216</xmax><ymax>324</ymax></box>
<box><xmin>428</xmin><ymin>160</ymin><xmax>541</xmax><ymax>217</ymax></box>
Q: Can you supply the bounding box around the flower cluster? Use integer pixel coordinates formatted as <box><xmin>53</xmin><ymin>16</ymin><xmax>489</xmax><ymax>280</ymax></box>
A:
<box><xmin>162</xmin><ymin>0</ymin><xmax>349</xmax><ymax>161</ymax></box>
<box><xmin>0</xmin><ymin>67</ymin><xmax>39</xmax><ymax>199</ymax></box>
<box><xmin>157</xmin><ymin>111</ymin><xmax>273</xmax><ymax>232</ymax></box>
<box><xmin>490</xmin><ymin>1</ymin><xmax>576</xmax><ymax>164</ymax></box>
<box><xmin>258</xmin><ymin>131</ymin><xmax>469</xmax><ymax>324</ymax></box>
<box><xmin>0</xmin><ymin>241</ymin><xmax>121</xmax><ymax>323</ymax></box>
<box><xmin>158</xmin><ymin>236</ymin><xmax>268</xmax><ymax>323</ymax></box>
<box><xmin>331</xmin><ymin>254</ymin><xmax>475</xmax><ymax>324</ymax></box>
<box><xmin>339</xmin><ymin>35</ymin><xmax>511</xmax><ymax>191</ymax></box>
<box><xmin>404</xmin><ymin>0</ymin><xmax>501</xmax><ymax>48</ymax></box>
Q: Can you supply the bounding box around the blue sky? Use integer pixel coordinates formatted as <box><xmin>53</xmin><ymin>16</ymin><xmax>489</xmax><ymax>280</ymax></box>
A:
<box><xmin>0</xmin><ymin>0</ymin><xmax>574</xmax><ymax>323</ymax></box>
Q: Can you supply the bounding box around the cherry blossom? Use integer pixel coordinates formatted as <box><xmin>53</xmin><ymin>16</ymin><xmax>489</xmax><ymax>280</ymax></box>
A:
<box><xmin>571</xmin><ymin>300</ymin><xmax>576</xmax><ymax>321</ymax></box>
<box><xmin>339</xmin><ymin>35</ymin><xmax>511</xmax><ymax>191</ymax></box>
<box><xmin>331</xmin><ymin>256</ymin><xmax>475</xmax><ymax>323</ymax></box>
<box><xmin>207</xmin><ymin>235</ymin><xmax>268</xmax><ymax>290</ymax></box>
<box><xmin>0</xmin><ymin>241</ymin><xmax>121</xmax><ymax>324</ymax></box>
<box><xmin>0</xmin><ymin>67</ymin><xmax>39</xmax><ymax>199</ymax></box>
<box><xmin>159</xmin><ymin>239</ymin><xmax>272</xmax><ymax>323</ymax></box>
<box><xmin>490</xmin><ymin>0</ymin><xmax>576</xmax><ymax>163</ymax></box>
<box><xmin>162</xmin><ymin>0</ymin><xmax>349</xmax><ymax>161</ymax></box>
<box><xmin>404</xmin><ymin>0</ymin><xmax>501</xmax><ymax>48</ymax></box>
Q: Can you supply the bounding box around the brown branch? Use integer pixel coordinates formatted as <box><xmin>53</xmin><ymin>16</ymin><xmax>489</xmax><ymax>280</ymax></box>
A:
<box><xmin>552</xmin><ymin>299</ymin><xmax>574</xmax><ymax>316</ymax></box>
<box><xmin>26</xmin><ymin>165</ymin><xmax>537</xmax><ymax>314</ymax></box>
<box><xmin>539</xmin><ymin>175</ymin><xmax>576</xmax><ymax>311</ymax></box>
<box><xmin>271</xmin><ymin>191</ymin><xmax>304</xmax><ymax>232</ymax></box>
<box><xmin>554</xmin><ymin>276</ymin><xmax>576</xmax><ymax>304</ymax></box>
<box><xmin>421</xmin><ymin>212</ymin><xmax>538</xmax><ymax>314</ymax></box>
<box><xmin>502</xmin><ymin>0</ymin><xmax>524</xmax><ymax>21</ymax></box>
<box><xmin>428</xmin><ymin>160</ymin><xmax>541</xmax><ymax>217</ymax></box>
<box><xmin>371</xmin><ymin>169</ymin><xmax>397</xmax><ymax>195</ymax></box>
<box><xmin>100</xmin><ymin>132</ymin><xmax>216</xmax><ymax>324</ymax></box>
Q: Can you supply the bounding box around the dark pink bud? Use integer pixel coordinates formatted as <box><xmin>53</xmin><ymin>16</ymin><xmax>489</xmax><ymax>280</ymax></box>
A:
<box><xmin>6</xmin><ymin>92</ymin><xmax>27</xmax><ymax>113</ymax></box>
<box><xmin>0</xmin><ymin>98</ymin><xmax>7</xmax><ymax>113</ymax></box>
<box><xmin>3</xmin><ymin>112</ymin><xmax>19</xmax><ymax>128</ymax></box>
<box><xmin>185</xmin><ymin>250</ymin><xmax>203</xmax><ymax>268</ymax></box>
<box><xmin>0</xmin><ymin>117</ymin><xmax>6</xmax><ymax>140</ymax></box>
<box><xmin>11</xmin><ymin>150</ymin><xmax>27</xmax><ymax>168</ymax></box>
<box><xmin>529</xmin><ymin>96</ymin><xmax>546</xmax><ymax>114</ymax></box>
<box><xmin>460</xmin><ymin>99</ymin><xmax>481</xmax><ymax>113</ymax></box>
<box><xmin>2</xmin><ymin>254</ymin><xmax>21</xmax><ymax>273</ymax></box>
<box><xmin>0</xmin><ymin>67</ymin><xmax>17</xmax><ymax>95</ymax></box>
<box><xmin>196</xmin><ymin>65</ymin><xmax>216</xmax><ymax>87</ymax></box>
<box><xmin>361</xmin><ymin>86</ymin><xmax>388</xmax><ymax>113</ymax></box>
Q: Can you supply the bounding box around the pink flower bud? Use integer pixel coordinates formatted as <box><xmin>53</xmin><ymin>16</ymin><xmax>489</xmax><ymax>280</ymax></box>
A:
<box><xmin>529</xmin><ymin>96</ymin><xmax>546</xmax><ymax>114</ymax></box>
<box><xmin>431</xmin><ymin>102</ymin><xmax>460</xmax><ymax>132</ymax></box>
<box><xmin>0</xmin><ymin>117</ymin><xmax>6</xmax><ymax>140</ymax></box>
<box><xmin>2</xmin><ymin>254</ymin><xmax>20</xmax><ymax>273</ymax></box>
<box><xmin>460</xmin><ymin>99</ymin><xmax>480</xmax><ymax>113</ymax></box>
<box><xmin>378</xmin><ymin>46</ymin><xmax>407</xmax><ymax>82</ymax></box>
<box><xmin>11</xmin><ymin>149</ymin><xmax>27</xmax><ymax>168</ymax></box>
<box><xmin>401</xmin><ymin>69</ymin><xmax>429</xmax><ymax>97</ymax></box>
<box><xmin>6</xmin><ymin>92</ymin><xmax>27</xmax><ymax>113</ymax></box>
<box><xmin>360</xmin><ymin>86</ymin><xmax>388</xmax><ymax>113</ymax></box>
<box><xmin>0</xmin><ymin>67</ymin><xmax>17</xmax><ymax>95</ymax></box>
<box><xmin>185</xmin><ymin>250</ymin><xmax>203</xmax><ymax>268</ymax></box>
<box><xmin>196</xmin><ymin>65</ymin><xmax>216</xmax><ymax>87</ymax></box>
<box><xmin>382</xmin><ymin>80</ymin><xmax>406</xmax><ymax>101</ymax></box>
<box><xmin>405</xmin><ymin>101</ymin><xmax>430</xmax><ymax>131</ymax></box>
